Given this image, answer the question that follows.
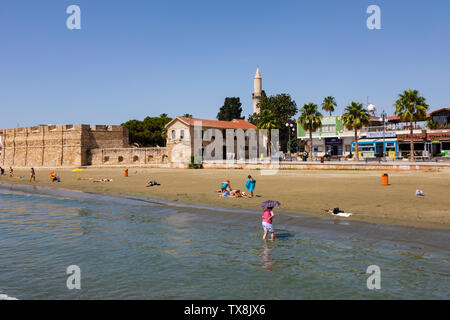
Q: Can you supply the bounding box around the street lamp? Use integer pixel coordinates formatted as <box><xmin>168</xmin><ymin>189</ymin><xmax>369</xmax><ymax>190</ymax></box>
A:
<box><xmin>285</xmin><ymin>122</ymin><xmax>294</xmax><ymax>160</ymax></box>
<box><xmin>381</xmin><ymin>110</ymin><xmax>387</xmax><ymax>162</ymax></box>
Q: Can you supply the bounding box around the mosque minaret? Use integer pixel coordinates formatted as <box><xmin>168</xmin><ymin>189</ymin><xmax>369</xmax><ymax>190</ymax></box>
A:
<box><xmin>252</xmin><ymin>67</ymin><xmax>263</xmax><ymax>114</ymax></box>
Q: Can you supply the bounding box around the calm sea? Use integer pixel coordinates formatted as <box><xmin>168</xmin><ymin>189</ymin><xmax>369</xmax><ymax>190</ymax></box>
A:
<box><xmin>0</xmin><ymin>185</ymin><xmax>448</xmax><ymax>299</ymax></box>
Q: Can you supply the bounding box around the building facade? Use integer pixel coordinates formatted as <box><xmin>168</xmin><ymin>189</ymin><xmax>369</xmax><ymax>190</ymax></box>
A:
<box><xmin>298</xmin><ymin>110</ymin><xmax>450</xmax><ymax>159</ymax></box>
<box><xmin>165</xmin><ymin>117</ymin><xmax>258</xmax><ymax>164</ymax></box>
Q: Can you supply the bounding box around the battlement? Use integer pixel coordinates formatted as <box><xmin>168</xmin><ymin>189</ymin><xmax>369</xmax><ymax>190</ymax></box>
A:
<box><xmin>1</xmin><ymin>124</ymin><xmax>129</xmax><ymax>167</ymax></box>
<box><xmin>2</xmin><ymin>124</ymin><xmax>127</xmax><ymax>134</ymax></box>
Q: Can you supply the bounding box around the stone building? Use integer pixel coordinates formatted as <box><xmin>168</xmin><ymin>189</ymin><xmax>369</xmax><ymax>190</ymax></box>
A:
<box><xmin>0</xmin><ymin>124</ymin><xmax>172</xmax><ymax>167</ymax></box>
<box><xmin>165</xmin><ymin>117</ymin><xmax>258</xmax><ymax>164</ymax></box>
<box><xmin>1</xmin><ymin>124</ymin><xmax>128</xmax><ymax>167</ymax></box>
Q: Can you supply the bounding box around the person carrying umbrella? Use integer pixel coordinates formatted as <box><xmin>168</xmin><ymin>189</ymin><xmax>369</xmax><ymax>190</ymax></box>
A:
<box><xmin>259</xmin><ymin>200</ymin><xmax>280</xmax><ymax>241</ymax></box>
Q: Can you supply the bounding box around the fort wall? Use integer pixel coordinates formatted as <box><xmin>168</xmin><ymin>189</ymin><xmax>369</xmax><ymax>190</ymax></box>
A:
<box><xmin>1</xmin><ymin>124</ymin><xmax>130</xmax><ymax>167</ymax></box>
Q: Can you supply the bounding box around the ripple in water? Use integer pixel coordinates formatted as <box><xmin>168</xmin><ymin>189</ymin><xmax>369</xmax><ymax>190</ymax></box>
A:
<box><xmin>0</xmin><ymin>188</ymin><xmax>448</xmax><ymax>300</ymax></box>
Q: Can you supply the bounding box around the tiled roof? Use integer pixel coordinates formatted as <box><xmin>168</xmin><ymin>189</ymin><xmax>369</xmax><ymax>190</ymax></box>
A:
<box><xmin>171</xmin><ymin>117</ymin><xmax>257</xmax><ymax>130</ymax></box>
<box><xmin>429</xmin><ymin>107</ymin><xmax>450</xmax><ymax>115</ymax></box>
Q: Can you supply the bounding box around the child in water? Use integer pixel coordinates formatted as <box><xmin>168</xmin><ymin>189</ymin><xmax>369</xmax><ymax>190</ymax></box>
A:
<box><xmin>262</xmin><ymin>207</ymin><xmax>275</xmax><ymax>241</ymax></box>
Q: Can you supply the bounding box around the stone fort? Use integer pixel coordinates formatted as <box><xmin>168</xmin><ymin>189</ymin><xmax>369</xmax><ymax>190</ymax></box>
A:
<box><xmin>0</xmin><ymin>124</ymin><xmax>169</xmax><ymax>167</ymax></box>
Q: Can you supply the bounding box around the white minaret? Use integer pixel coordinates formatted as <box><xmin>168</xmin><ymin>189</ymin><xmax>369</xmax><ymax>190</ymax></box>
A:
<box><xmin>252</xmin><ymin>67</ymin><xmax>262</xmax><ymax>114</ymax></box>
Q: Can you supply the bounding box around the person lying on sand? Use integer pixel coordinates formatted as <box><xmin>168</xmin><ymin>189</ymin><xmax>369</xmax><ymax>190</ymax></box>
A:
<box><xmin>323</xmin><ymin>208</ymin><xmax>352</xmax><ymax>217</ymax></box>
<box><xmin>146</xmin><ymin>180</ymin><xmax>160</xmax><ymax>187</ymax></box>
<box><xmin>230</xmin><ymin>189</ymin><xmax>243</xmax><ymax>197</ymax></box>
<box><xmin>93</xmin><ymin>178</ymin><xmax>113</xmax><ymax>183</ymax></box>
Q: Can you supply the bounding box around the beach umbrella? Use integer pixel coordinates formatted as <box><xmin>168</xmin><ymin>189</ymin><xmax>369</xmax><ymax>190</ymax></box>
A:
<box><xmin>258</xmin><ymin>200</ymin><xmax>281</xmax><ymax>208</ymax></box>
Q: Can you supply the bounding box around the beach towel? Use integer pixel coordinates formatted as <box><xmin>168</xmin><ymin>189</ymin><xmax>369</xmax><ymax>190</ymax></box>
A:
<box><xmin>325</xmin><ymin>209</ymin><xmax>352</xmax><ymax>218</ymax></box>
<box><xmin>334</xmin><ymin>212</ymin><xmax>352</xmax><ymax>217</ymax></box>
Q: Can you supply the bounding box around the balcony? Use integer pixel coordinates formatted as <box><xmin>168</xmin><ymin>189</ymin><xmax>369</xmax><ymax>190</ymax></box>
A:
<box><xmin>361</xmin><ymin>123</ymin><xmax>426</xmax><ymax>133</ymax></box>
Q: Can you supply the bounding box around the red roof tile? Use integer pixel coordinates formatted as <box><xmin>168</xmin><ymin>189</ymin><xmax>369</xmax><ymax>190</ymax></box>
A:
<box><xmin>172</xmin><ymin>117</ymin><xmax>257</xmax><ymax>130</ymax></box>
<box><xmin>429</xmin><ymin>107</ymin><xmax>450</xmax><ymax>115</ymax></box>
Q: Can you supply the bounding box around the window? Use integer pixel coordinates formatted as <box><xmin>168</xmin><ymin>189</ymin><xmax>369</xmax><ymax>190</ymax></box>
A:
<box><xmin>442</xmin><ymin>142</ymin><xmax>450</xmax><ymax>150</ymax></box>
<box><xmin>171</xmin><ymin>130</ymin><xmax>176</xmax><ymax>139</ymax></box>
<box><xmin>345</xmin><ymin>145</ymin><xmax>351</xmax><ymax>152</ymax></box>
<box><xmin>118</xmin><ymin>156</ymin><xmax>124</xmax><ymax>162</ymax></box>
<box><xmin>180</xmin><ymin>130</ymin><xmax>184</xmax><ymax>139</ymax></box>
<box><xmin>321</xmin><ymin>125</ymin><xmax>336</xmax><ymax>133</ymax></box>
<box><xmin>313</xmin><ymin>146</ymin><xmax>322</xmax><ymax>152</ymax></box>
<box><xmin>133</xmin><ymin>156</ymin><xmax>139</xmax><ymax>162</ymax></box>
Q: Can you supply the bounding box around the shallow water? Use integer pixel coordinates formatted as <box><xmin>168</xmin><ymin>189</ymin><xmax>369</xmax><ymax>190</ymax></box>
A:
<box><xmin>0</xmin><ymin>186</ymin><xmax>448</xmax><ymax>299</ymax></box>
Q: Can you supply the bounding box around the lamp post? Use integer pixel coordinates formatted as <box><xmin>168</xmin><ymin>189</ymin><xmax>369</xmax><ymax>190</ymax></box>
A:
<box><xmin>381</xmin><ymin>110</ymin><xmax>387</xmax><ymax>162</ymax></box>
<box><xmin>285</xmin><ymin>122</ymin><xmax>294</xmax><ymax>160</ymax></box>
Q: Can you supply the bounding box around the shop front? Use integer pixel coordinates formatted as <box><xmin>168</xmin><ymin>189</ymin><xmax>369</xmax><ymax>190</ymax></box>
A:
<box><xmin>351</xmin><ymin>139</ymin><xmax>398</xmax><ymax>158</ymax></box>
<box><xmin>325</xmin><ymin>137</ymin><xmax>343</xmax><ymax>156</ymax></box>
<box><xmin>397</xmin><ymin>131</ymin><xmax>450</xmax><ymax>157</ymax></box>
<box><xmin>426</xmin><ymin>132</ymin><xmax>450</xmax><ymax>156</ymax></box>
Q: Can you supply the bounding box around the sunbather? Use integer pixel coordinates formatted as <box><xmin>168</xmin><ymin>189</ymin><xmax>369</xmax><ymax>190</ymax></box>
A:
<box><xmin>146</xmin><ymin>180</ymin><xmax>160</xmax><ymax>187</ymax></box>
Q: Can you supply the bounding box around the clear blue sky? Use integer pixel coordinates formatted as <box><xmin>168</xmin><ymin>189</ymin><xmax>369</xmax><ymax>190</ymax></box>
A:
<box><xmin>1</xmin><ymin>0</ymin><xmax>449</xmax><ymax>128</ymax></box>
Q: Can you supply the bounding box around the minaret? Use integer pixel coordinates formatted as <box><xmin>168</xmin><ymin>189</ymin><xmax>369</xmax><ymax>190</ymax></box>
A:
<box><xmin>252</xmin><ymin>68</ymin><xmax>262</xmax><ymax>114</ymax></box>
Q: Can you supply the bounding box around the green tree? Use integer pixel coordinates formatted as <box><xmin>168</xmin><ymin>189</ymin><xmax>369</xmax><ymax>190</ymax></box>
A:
<box><xmin>298</xmin><ymin>103</ymin><xmax>323</xmax><ymax>161</ymax></box>
<box><xmin>217</xmin><ymin>97</ymin><xmax>244</xmax><ymax>121</ymax></box>
<box><xmin>341</xmin><ymin>102</ymin><xmax>371</xmax><ymax>161</ymax></box>
<box><xmin>255</xmin><ymin>109</ymin><xmax>279</xmax><ymax>157</ymax></box>
<box><xmin>182</xmin><ymin>113</ymin><xmax>193</xmax><ymax>118</ymax></box>
<box><xmin>394</xmin><ymin>89</ymin><xmax>429</xmax><ymax>161</ymax></box>
<box><xmin>121</xmin><ymin>114</ymin><xmax>172</xmax><ymax>147</ymax></box>
<box><xmin>321</xmin><ymin>96</ymin><xmax>337</xmax><ymax>116</ymax></box>
<box><xmin>252</xmin><ymin>93</ymin><xmax>297</xmax><ymax>152</ymax></box>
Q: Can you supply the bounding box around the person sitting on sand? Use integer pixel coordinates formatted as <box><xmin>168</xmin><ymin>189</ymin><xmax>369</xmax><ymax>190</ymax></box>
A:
<box><xmin>219</xmin><ymin>180</ymin><xmax>231</xmax><ymax>192</ymax></box>
<box><xmin>146</xmin><ymin>180</ymin><xmax>160</xmax><ymax>187</ymax></box>
<box><xmin>49</xmin><ymin>171</ymin><xmax>60</xmax><ymax>182</ymax></box>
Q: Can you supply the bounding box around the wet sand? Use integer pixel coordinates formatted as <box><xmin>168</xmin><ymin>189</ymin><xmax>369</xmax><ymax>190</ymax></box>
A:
<box><xmin>1</xmin><ymin>167</ymin><xmax>450</xmax><ymax>229</ymax></box>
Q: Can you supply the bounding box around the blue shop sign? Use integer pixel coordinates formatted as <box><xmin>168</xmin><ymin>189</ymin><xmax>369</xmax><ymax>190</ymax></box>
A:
<box><xmin>325</xmin><ymin>138</ymin><xmax>342</xmax><ymax>145</ymax></box>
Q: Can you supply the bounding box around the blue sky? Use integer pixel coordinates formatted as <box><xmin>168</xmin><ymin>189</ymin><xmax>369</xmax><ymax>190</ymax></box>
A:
<box><xmin>1</xmin><ymin>0</ymin><xmax>449</xmax><ymax>128</ymax></box>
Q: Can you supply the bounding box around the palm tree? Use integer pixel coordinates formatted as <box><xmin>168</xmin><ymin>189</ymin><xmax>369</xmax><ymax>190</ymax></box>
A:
<box><xmin>394</xmin><ymin>89</ymin><xmax>429</xmax><ymax>162</ymax></box>
<box><xmin>256</xmin><ymin>109</ymin><xmax>279</xmax><ymax>158</ymax></box>
<box><xmin>182</xmin><ymin>113</ymin><xmax>193</xmax><ymax>118</ymax></box>
<box><xmin>321</xmin><ymin>96</ymin><xmax>337</xmax><ymax>116</ymax></box>
<box><xmin>341</xmin><ymin>102</ymin><xmax>370</xmax><ymax>161</ymax></box>
<box><xmin>298</xmin><ymin>103</ymin><xmax>323</xmax><ymax>161</ymax></box>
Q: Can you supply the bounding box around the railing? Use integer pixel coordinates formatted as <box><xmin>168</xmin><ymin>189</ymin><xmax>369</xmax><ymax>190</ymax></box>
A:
<box><xmin>361</xmin><ymin>123</ymin><xmax>426</xmax><ymax>133</ymax></box>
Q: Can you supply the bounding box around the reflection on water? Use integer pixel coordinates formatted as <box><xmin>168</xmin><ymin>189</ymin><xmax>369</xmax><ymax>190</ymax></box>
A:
<box><xmin>262</xmin><ymin>243</ymin><xmax>274</xmax><ymax>271</ymax></box>
<box><xmin>0</xmin><ymin>188</ymin><xmax>449</xmax><ymax>300</ymax></box>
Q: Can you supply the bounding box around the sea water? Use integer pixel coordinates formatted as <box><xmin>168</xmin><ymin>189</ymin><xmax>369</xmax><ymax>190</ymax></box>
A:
<box><xmin>0</xmin><ymin>186</ymin><xmax>448</xmax><ymax>299</ymax></box>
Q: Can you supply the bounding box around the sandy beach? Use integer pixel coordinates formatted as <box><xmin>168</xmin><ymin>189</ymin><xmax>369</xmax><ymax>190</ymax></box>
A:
<box><xmin>1</xmin><ymin>167</ymin><xmax>449</xmax><ymax>229</ymax></box>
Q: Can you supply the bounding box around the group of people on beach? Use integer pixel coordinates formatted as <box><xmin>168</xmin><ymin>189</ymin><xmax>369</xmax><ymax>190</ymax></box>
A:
<box><xmin>217</xmin><ymin>175</ymin><xmax>256</xmax><ymax>198</ymax></box>
<box><xmin>2</xmin><ymin>167</ymin><xmax>276</xmax><ymax>241</ymax></box>
<box><xmin>216</xmin><ymin>175</ymin><xmax>275</xmax><ymax>240</ymax></box>
<box><xmin>0</xmin><ymin>166</ymin><xmax>13</xmax><ymax>177</ymax></box>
